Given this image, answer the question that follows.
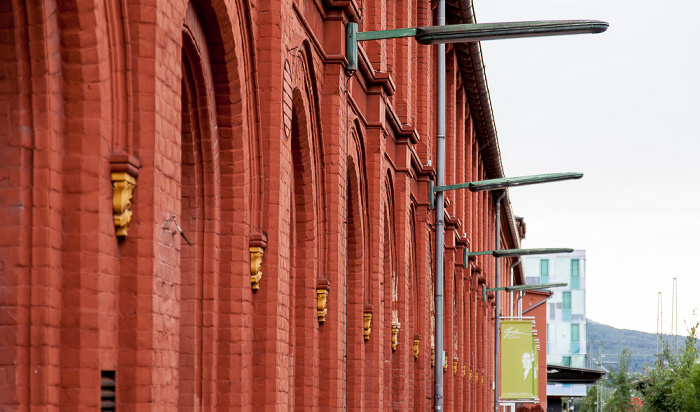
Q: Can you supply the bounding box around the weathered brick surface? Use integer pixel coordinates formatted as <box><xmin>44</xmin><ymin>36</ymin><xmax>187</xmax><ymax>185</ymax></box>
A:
<box><xmin>0</xmin><ymin>0</ymin><xmax>529</xmax><ymax>410</ymax></box>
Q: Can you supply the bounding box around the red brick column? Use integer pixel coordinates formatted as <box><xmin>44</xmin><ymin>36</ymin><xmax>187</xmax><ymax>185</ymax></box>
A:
<box><xmin>0</xmin><ymin>1</ymin><xmax>34</xmax><ymax>407</ymax></box>
<box><xmin>392</xmin><ymin>167</ymin><xmax>412</xmax><ymax>410</ymax></box>
<box><xmin>364</xmin><ymin>123</ymin><xmax>388</xmax><ymax>409</ymax></box>
<box><xmin>319</xmin><ymin>62</ymin><xmax>349</xmax><ymax>410</ymax></box>
<box><xmin>57</xmin><ymin>0</ymin><xmax>122</xmax><ymax>409</ymax></box>
<box><xmin>10</xmin><ymin>1</ymin><xmax>66</xmax><ymax>409</ymax></box>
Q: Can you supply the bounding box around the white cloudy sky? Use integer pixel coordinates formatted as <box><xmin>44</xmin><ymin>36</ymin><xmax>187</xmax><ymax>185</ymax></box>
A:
<box><xmin>473</xmin><ymin>0</ymin><xmax>700</xmax><ymax>335</ymax></box>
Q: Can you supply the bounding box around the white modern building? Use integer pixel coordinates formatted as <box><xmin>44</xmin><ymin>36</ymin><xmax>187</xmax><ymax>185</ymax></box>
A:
<box><xmin>525</xmin><ymin>250</ymin><xmax>587</xmax><ymax>398</ymax></box>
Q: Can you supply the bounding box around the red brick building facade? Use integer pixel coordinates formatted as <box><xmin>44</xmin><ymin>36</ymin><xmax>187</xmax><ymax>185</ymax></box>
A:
<box><xmin>0</xmin><ymin>0</ymin><xmax>528</xmax><ymax>410</ymax></box>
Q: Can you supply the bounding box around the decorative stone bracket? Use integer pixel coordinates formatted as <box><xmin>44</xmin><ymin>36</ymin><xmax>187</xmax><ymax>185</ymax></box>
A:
<box><xmin>363</xmin><ymin>304</ymin><xmax>373</xmax><ymax>340</ymax></box>
<box><xmin>250</xmin><ymin>246</ymin><xmax>264</xmax><ymax>290</ymax></box>
<box><xmin>316</xmin><ymin>278</ymin><xmax>331</xmax><ymax>322</ymax></box>
<box><xmin>443</xmin><ymin>352</ymin><xmax>448</xmax><ymax>373</ymax></box>
<box><xmin>391</xmin><ymin>320</ymin><xmax>400</xmax><ymax>351</ymax></box>
<box><xmin>110</xmin><ymin>152</ymin><xmax>140</xmax><ymax>238</ymax></box>
<box><xmin>250</xmin><ymin>234</ymin><xmax>267</xmax><ymax>290</ymax></box>
<box><xmin>453</xmin><ymin>358</ymin><xmax>458</xmax><ymax>375</ymax></box>
<box><xmin>413</xmin><ymin>334</ymin><xmax>420</xmax><ymax>359</ymax></box>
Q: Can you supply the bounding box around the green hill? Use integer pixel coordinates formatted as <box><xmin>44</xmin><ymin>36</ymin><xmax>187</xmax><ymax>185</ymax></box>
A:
<box><xmin>586</xmin><ymin>319</ymin><xmax>698</xmax><ymax>375</ymax></box>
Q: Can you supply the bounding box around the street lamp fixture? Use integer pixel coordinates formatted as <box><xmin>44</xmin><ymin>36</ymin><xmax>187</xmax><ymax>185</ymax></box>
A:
<box><xmin>347</xmin><ymin>21</ymin><xmax>607</xmax><ymax>71</ymax></box>
<box><xmin>483</xmin><ymin>282</ymin><xmax>568</xmax><ymax>301</ymax></box>
<box><xmin>505</xmin><ymin>282</ymin><xmax>568</xmax><ymax>292</ymax></box>
<box><xmin>465</xmin><ymin>172</ymin><xmax>583</xmax><ymax>192</ymax></box>
<box><xmin>466</xmin><ymin>247</ymin><xmax>574</xmax><ymax>262</ymax></box>
<box><xmin>430</xmin><ymin>172</ymin><xmax>583</xmax><ymax>209</ymax></box>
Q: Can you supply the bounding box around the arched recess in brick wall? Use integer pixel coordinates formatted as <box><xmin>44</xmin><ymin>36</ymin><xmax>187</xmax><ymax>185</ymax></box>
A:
<box><xmin>408</xmin><ymin>205</ymin><xmax>421</xmax><ymax>409</ymax></box>
<box><xmin>179</xmin><ymin>1</ymin><xmax>250</xmax><ymax>406</ymax></box>
<box><xmin>287</xmin><ymin>47</ymin><xmax>325</xmax><ymax>407</ymax></box>
<box><xmin>382</xmin><ymin>172</ymin><xmax>403</xmax><ymax>404</ymax></box>
<box><xmin>177</xmin><ymin>0</ymin><xmax>258</xmax><ymax>407</ymax></box>
<box><xmin>346</xmin><ymin>125</ymin><xmax>368</xmax><ymax>409</ymax></box>
<box><xmin>187</xmin><ymin>0</ymin><xmax>262</xmax><ymax>233</ymax></box>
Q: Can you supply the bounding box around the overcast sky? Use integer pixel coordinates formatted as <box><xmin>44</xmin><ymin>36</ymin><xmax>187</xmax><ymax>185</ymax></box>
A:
<box><xmin>473</xmin><ymin>0</ymin><xmax>700</xmax><ymax>335</ymax></box>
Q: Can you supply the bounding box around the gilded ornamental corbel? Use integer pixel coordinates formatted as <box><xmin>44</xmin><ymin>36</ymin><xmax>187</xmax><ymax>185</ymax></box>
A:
<box><xmin>363</xmin><ymin>304</ymin><xmax>374</xmax><ymax>340</ymax></box>
<box><xmin>316</xmin><ymin>278</ymin><xmax>331</xmax><ymax>322</ymax></box>
<box><xmin>110</xmin><ymin>152</ymin><xmax>141</xmax><ymax>238</ymax></box>
<box><xmin>250</xmin><ymin>246</ymin><xmax>264</xmax><ymax>290</ymax></box>
<box><xmin>250</xmin><ymin>233</ymin><xmax>267</xmax><ymax>290</ymax></box>
<box><xmin>391</xmin><ymin>320</ymin><xmax>401</xmax><ymax>351</ymax></box>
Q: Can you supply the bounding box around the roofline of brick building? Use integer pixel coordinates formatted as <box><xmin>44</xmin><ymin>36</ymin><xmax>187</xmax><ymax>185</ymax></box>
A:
<box><xmin>449</xmin><ymin>0</ymin><xmax>523</xmax><ymax>274</ymax></box>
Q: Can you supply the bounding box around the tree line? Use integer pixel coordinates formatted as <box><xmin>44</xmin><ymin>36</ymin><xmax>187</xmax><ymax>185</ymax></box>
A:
<box><xmin>578</xmin><ymin>325</ymin><xmax>700</xmax><ymax>412</ymax></box>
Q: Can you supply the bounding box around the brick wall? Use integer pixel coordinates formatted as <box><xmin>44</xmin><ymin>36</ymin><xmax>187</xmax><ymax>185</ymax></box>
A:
<box><xmin>0</xmin><ymin>0</ymin><xmax>522</xmax><ymax>410</ymax></box>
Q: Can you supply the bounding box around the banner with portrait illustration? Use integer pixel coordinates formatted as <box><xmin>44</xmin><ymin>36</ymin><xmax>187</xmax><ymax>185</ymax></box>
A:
<box><xmin>500</xmin><ymin>320</ymin><xmax>537</xmax><ymax>400</ymax></box>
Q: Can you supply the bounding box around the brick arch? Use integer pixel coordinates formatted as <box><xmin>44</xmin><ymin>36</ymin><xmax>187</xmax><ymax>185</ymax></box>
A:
<box><xmin>176</xmin><ymin>1</ymin><xmax>260</xmax><ymax>407</ymax></box>
<box><xmin>180</xmin><ymin>0</ymin><xmax>262</xmax><ymax>233</ymax></box>
<box><xmin>179</xmin><ymin>5</ymin><xmax>226</xmax><ymax>406</ymax></box>
<box><xmin>287</xmin><ymin>85</ymin><xmax>325</xmax><ymax>410</ymax></box>
<box><xmin>381</xmin><ymin>198</ymin><xmax>397</xmax><ymax>405</ymax></box>
<box><xmin>346</xmin><ymin>126</ymin><xmax>370</xmax><ymax>409</ymax></box>
<box><xmin>408</xmin><ymin>205</ymin><xmax>422</xmax><ymax>409</ymax></box>
<box><xmin>288</xmin><ymin>41</ymin><xmax>324</xmax><ymax>183</ymax></box>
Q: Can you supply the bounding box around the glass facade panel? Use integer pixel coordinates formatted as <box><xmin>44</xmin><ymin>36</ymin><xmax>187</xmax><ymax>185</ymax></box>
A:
<box><xmin>563</xmin><ymin>292</ymin><xmax>571</xmax><ymax>310</ymax></box>
<box><xmin>540</xmin><ymin>260</ymin><xmax>549</xmax><ymax>277</ymax></box>
<box><xmin>571</xmin><ymin>259</ymin><xmax>580</xmax><ymax>277</ymax></box>
<box><xmin>549</xmin><ymin>303</ymin><xmax>556</xmax><ymax>320</ymax></box>
<box><xmin>571</xmin><ymin>324</ymin><xmax>579</xmax><ymax>342</ymax></box>
<box><xmin>570</xmin><ymin>277</ymin><xmax>580</xmax><ymax>289</ymax></box>
<box><xmin>562</xmin><ymin>310</ymin><xmax>571</xmax><ymax>322</ymax></box>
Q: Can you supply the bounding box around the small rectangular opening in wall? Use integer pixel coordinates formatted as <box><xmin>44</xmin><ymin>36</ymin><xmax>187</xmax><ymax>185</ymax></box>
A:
<box><xmin>101</xmin><ymin>370</ymin><xmax>116</xmax><ymax>411</ymax></box>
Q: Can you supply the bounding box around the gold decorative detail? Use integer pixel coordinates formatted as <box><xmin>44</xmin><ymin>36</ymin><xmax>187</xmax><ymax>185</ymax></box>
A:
<box><xmin>363</xmin><ymin>312</ymin><xmax>372</xmax><ymax>340</ymax></box>
<box><xmin>463</xmin><ymin>366</ymin><xmax>466</xmax><ymax>378</ymax></box>
<box><xmin>413</xmin><ymin>337</ymin><xmax>420</xmax><ymax>359</ymax></box>
<box><xmin>250</xmin><ymin>246</ymin><xmax>264</xmax><ymax>290</ymax></box>
<box><xmin>443</xmin><ymin>353</ymin><xmax>448</xmax><ymax>372</ymax></box>
<box><xmin>111</xmin><ymin>172</ymin><xmax>137</xmax><ymax>237</ymax></box>
<box><xmin>391</xmin><ymin>320</ymin><xmax>400</xmax><ymax>351</ymax></box>
<box><xmin>453</xmin><ymin>358</ymin><xmax>458</xmax><ymax>375</ymax></box>
<box><xmin>316</xmin><ymin>278</ymin><xmax>331</xmax><ymax>322</ymax></box>
<box><xmin>317</xmin><ymin>289</ymin><xmax>328</xmax><ymax>321</ymax></box>
<box><xmin>431</xmin><ymin>347</ymin><xmax>435</xmax><ymax>367</ymax></box>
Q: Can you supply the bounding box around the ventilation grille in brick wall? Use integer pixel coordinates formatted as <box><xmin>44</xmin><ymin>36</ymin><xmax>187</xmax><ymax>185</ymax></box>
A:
<box><xmin>101</xmin><ymin>371</ymin><xmax>116</xmax><ymax>411</ymax></box>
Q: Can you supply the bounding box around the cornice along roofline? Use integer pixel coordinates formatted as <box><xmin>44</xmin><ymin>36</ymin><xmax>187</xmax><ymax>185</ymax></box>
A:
<box><xmin>449</xmin><ymin>0</ymin><xmax>522</xmax><ymax>252</ymax></box>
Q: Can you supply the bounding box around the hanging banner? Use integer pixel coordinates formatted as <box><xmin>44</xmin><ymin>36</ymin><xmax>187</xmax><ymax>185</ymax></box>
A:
<box><xmin>500</xmin><ymin>320</ymin><xmax>536</xmax><ymax>400</ymax></box>
<box><xmin>533</xmin><ymin>337</ymin><xmax>539</xmax><ymax>399</ymax></box>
